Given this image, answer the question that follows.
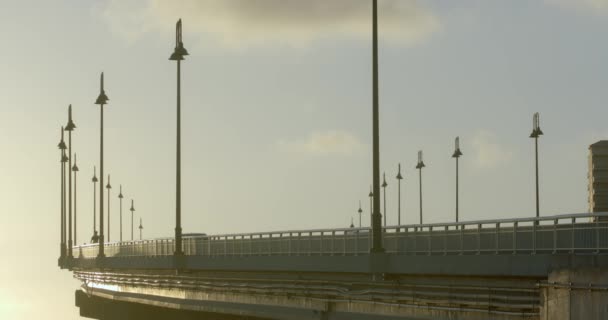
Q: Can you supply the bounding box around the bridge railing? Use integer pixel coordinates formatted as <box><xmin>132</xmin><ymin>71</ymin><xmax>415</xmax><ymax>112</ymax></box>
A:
<box><xmin>74</xmin><ymin>212</ymin><xmax>608</xmax><ymax>259</ymax></box>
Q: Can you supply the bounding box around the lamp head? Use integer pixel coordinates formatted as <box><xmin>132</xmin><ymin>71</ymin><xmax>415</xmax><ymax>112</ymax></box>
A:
<box><xmin>382</xmin><ymin>172</ymin><xmax>387</xmax><ymax>188</ymax></box>
<box><xmin>396</xmin><ymin>163</ymin><xmax>403</xmax><ymax>180</ymax></box>
<box><xmin>106</xmin><ymin>175</ymin><xmax>111</xmax><ymax>189</ymax></box>
<box><xmin>58</xmin><ymin>127</ymin><xmax>67</xmax><ymax>150</ymax></box>
<box><xmin>65</xmin><ymin>104</ymin><xmax>76</xmax><ymax>131</ymax></box>
<box><xmin>95</xmin><ymin>72</ymin><xmax>109</xmax><ymax>105</ymax></box>
<box><xmin>92</xmin><ymin>166</ymin><xmax>98</xmax><ymax>182</ymax></box>
<box><xmin>130</xmin><ymin>200</ymin><xmax>135</xmax><ymax>212</ymax></box>
<box><xmin>416</xmin><ymin>150</ymin><xmax>425</xmax><ymax>169</ymax></box>
<box><xmin>169</xmin><ymin>19</ymin><xmax>189</xmax><ymax>61</ymax></box>
<box><xmin>72</xmin><ymin>154</ymin><xmax>79</xmax><ymax>171</ymax></box>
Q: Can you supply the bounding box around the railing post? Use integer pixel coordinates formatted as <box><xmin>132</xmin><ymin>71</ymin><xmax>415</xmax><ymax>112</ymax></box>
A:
<box><xmin>459</xmin><ymin>225</ymin><xmax>464</xmax><ymax>255</ymax></box>
<box><xmin>571</xmin><ymin>218</ymin><xmax>575</xmax><ymax>254</ymax></box>
<box><xmin>444</xmin><ymin>226</ymin><xmax>448</xmax><ymax>255</ymax></box>
<box><xmin>240</xmin><ymin>235</ymin><xmax>244</xmax><ymax>257</ymax></box>
<box><xmin>428</xmin><ymin>226</ymin><xmax>432</xmax><ymax>256</ymax></box>
<box><xmin>477</xmin><ymin>224</ymin><xmax>481</xmax><ymax>255</ymax></box>
<box><xmin>355</xmin><ymin>230</ymin><xmax>359</xmax><ymax>256</ymax></box>
<box><xmin>298</xmin><ymin>232</ymin><xmax>301</xmax><ymax>256</ymax></box>
<box><xmin>279</xmin><ymin>233</ymin><xmax>283</xmax><ymax>255</ymax></box>
<box><xmin>553</xmin><ymin>219</ymin><xmax>558</xmax><ymax>254</ymax></box>
<box><xmin>343</xmin><ymin>231</ymin><xmax>347</xmax><ymax>256</ymax></box>
<box><xmin>320</xmin><ymin>231</ymin><xmax>324</xmax><ymax>255</ymax></box>
<box><xmin>596</xmin><ymin>217</ymin><xmax>600</xmax><ymax>254</ymax></box>
<box><xmin>532</xmin><ymin>220</ymin><xmax>537</xmax><ymax>255</ymax></box>
<box><xmin>413</xmin><ymin>227</ymin><xmax>418</xmax><ymax>255</ymax></box>
<box><xmin>331</xmin><ymin>231</ymin><xmax>335</xmax><ymax>256</ymax></box>
<box><xmin>288</xmin><ymin>232</ymin><xmax>292</xmax><ymax>256</ymax></box>
<box><xmin>224</xmin><ymin>236</ymin><xmax>227</xmax><ymax>257</ymax></box>
<box><xmin>249</xmin><ymin>234</ymin><xmax>253</xmax><ymax>255</ymax></box>
<box><xmin>513</xmin><ymin>222</ymin><xmax>517</xmax><ymax>255</ymax></box>
<box><xmin>268</xmin><ymin>234</ymin><xmax>272</xmax><ymax>256</ymax></box>
<box><xmin>308</xmin><ymin>232</ymin><xmax>312</xmax><ymax>256</ymax></box>
<box><xmin>495</xmin><ymin>223</ymin><xmax>500</xmax><ymax>254</ymax></box>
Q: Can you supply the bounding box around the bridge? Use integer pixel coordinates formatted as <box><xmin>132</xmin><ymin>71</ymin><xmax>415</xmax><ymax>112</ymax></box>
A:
<box><xmin>54</xmin><ymin>4</ymin><xmax>608</xmax><ymax>320</ymax></box>
<box><xmin>64</xmin><ymin>212</ymin><xmax>608</xmax><ymax>320</ymax></box>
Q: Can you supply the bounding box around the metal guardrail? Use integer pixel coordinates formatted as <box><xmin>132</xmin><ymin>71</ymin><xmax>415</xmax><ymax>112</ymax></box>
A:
<box><xmin>75</xmin><ymin>212</ymin><xmax>608</xmax><ymax>259</ymax></box>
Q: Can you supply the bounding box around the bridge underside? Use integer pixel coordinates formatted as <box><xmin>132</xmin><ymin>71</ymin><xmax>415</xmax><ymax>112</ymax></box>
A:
<box><xmin>75</xmin><ymin>269</ymin><xmax>540</xmax><ymax>320</ymax></box>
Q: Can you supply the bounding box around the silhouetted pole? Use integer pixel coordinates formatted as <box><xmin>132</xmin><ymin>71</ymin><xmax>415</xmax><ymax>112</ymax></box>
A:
<box><xmin>92</xmin><ymin>167</ymin><xmax>98</xmax><ymax>236</ymax></box>
<box><xmin>382</xmin><ymin>173</ymin><xmax>387</xmax><ymax>227</ymax></box>
<box><xmin>358</xmin><ymin>201</ymin><xmax>363</xmax><ymax>228</ymax></box>
<box><xmin>95</xmin><ymin>72</ymin><xmax>109</xmax><ymax>258</ymax></box>
<box><xmin>416</xmin><ymin>151</ymin><xmax>426</xmax><ymax>224</ymax></box>
<box><xmin>452</xmin><ymin>137</ymin><xmax>463</xmax><ymax>222</ymax></box>
<box><xmin>169</xmin><ymin>19</ymin><xmax>188</xmax><ymax>256</ymax></box>
<box><xmin>118</xmin><ymin>185</ymin><xmax>123</xmax><ymax>242</ymax></box>
<box><xmin>65</xmin><ymin>104</ymin><xmax>76</xmax><ymax>258</ymax></box>
<box><xmin>106</xmin><ymin>175</ymin><xmax>112</xmax><ymax>242</ymax></box>
<box><xmin>139</xmin><ymin>218</ymin><xmax>143</xmax><ymax>241</ymax></box>
<box><xmin>396</xmin><ymin>163</ymin><xmax>403</xmax><ymax>226</ymax></box>
<box><xmin>368</xmin><ymin>186</ymin><xmax>373</xmax><ymax>228</ymax></box>
<box><xmin>370</xmin><ymin>0</ymin><xmax>383</xmax><ymax>253</ymax></box>
<box><xmin>58</xmin><ymin>127</ymin><xmax>67</xmax><ymax>259</ymax></box>
<box><xmin>130</xmin><ymin>199</ymin><xmax>135</xmax><ymax>241</ymax></box>
<box><xmin>72</xmin><ymin>154</ymin><xmax>79</xmax><ymax>245</ymax></box>
<box><xmin>530</xmin><ymin>113</ymin><xmax>543</xmax><ymax>220</ymax></box>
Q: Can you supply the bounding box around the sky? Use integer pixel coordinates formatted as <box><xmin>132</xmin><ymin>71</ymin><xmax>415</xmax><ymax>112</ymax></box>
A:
<box><xmin>1</xmin><ymin>0</ymin><xmax>608</xmax><ymax>319</ymax></box>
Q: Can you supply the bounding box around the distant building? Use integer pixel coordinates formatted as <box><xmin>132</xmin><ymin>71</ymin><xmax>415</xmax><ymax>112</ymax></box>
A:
<box><xmin>589</xmin><ymin>141</ymin><xmax>608</xmax><ymax>218</ymax></box>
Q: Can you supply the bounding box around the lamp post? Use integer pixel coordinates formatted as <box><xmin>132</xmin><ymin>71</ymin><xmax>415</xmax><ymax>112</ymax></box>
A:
<box><xmin>72</xmin><ymin>154</ymin><xmax>79</xmax><ymax>245</ymax></box>
<box><xmin>169</xmin><ymin>19</ymin><xmax>189</xmax><ymax>256</ymax></box>
<box><xmin>370</xmin><ymin>0</ymin><xmax>383</xmax><ymax>253</ymax></box>
<box><xmin>58</xmin><ymin>127</ymin><xmax>67</xmax><ymax>260</ymax></box>
<box><xmin>118</xmin><ymin>185</ymin><xmax>123</xmax><ymax>242</ymax></box>
<box><xmin>92</xmin><ymin>167</ymin><xmax>98</xmax><ymax>240</ymax></box>
<box><xmin>452</xmin><ymin>137</ymin><xmax>463</xmax><ymax>222</ymax></box>
<box><xmin>139</xmin><ymin>218</ymin><xmax>143</xmax><ymax>241</ymax></box>
<box><xmin>106</xmin><ymin>175</ymin><xmax>112</xmax><ymax>242</ymax></box>
<box><xmin>130</xmin><ymin>199</ymin><xmax>135</xmax><ymax>241</ymax></box>
<box><xmin>382</xmin><ymin>173</ymin><xmax>387</xmax><ymax>227</ymax></box>
<box><xmin>358</xmin><ymin>201</ymin><xmax>363</xmax><ymax>228</ymax></box>
<box><xmin>530</xmin><ymin>112</ymin><xmax>543</xmax><ymax>220</ymax></box>
<box><xmin>95</xmin><ymin>72</ymin><xmax>109</xmax><ymax>258</ymax></box>
<box><xmin>65</xmin><ymin>104</ymin><xmax>76</xmax><ymax>258</ymax></box>
<box><xmin>368</xmin><ymin>186</ymin><xmax>373</xmax><ymax>228</ymax></box>
<box><xmin>396</xmin><ymin>163</ymin><xmax>403</xmax><ymax>226</ymax></box>
<box><xmin>416</xmin><ymin>151</ymin><xmax>425</xmax><ymax>224</ymax></box>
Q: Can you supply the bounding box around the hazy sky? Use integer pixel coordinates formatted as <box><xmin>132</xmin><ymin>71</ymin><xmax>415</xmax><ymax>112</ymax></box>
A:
<box><xmin>1</xmin><ymin>1</ymin><xmax>608</xmax><ymax>319</ymax></box>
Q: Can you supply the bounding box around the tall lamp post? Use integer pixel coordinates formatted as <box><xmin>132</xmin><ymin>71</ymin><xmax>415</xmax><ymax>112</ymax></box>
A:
<box><xmin>358</xmin><ymin>201</ymin><xmax>363</xmax><ymax>228</ymax></box>
<box><xmin>95</xmin><ymin>72</ymin><xmax>109</xmax><ymax>258</ymax></box>
<box><xmin>530</xmin><ymin>112</ymin><xmax>543</xmax><ymax>220</ymax></box>
<box><xmin>118</xmin><ymin>185</ymin><xmax>124</xmax><ymax>242</ymax></box>
<box><xmin>368</xmin><ymin>186</ymin><xmax>373</xmax><ymax>228</ymax></box>
<box><xmin>396</xmin><ymin>163</ymin><xmax>403</xmax><ymax>226</ymax></box>
<box><xmin>58</xmin><ymin>128</ymin><xmax>67</xmax><ymax>260</ymax></box>
<box><xmin>416</xmin><ymin>151</ymin><xmax>426</xmax><ymax>224</ymax></box>
<box><xmin>72</xmin><ymin>154</ymin><xmax>79</xmax><ymax>245</ymax></box>
<box><xmin>169</xmin><ymin>19</ymin><xmax>188</xmax><ymax>256</ymax></box>
<box><xmin>130</xmin><ymin>199</ymin><xmax>135</xmax><ymax>241</ymax></box>
<box><xmin>106</xmin><ymin>175</ymin><xmax>112</xmax><ymax>242</ymax></box>
<box><xmin>382</xmin><ymin>173</ymin><xmax>387</xmax><ymax>227</ymax></box>
<box><xmin>92</xmin><ymin>167</ymin><xmax>98</xmax><ymax>240</ymax></box>
<box><xmin>452</xmin><ymin>137</ymin><xmax>463</xmax><ymax>222</ymax></box>
<box><xmin>139</xmin><ymin>218</ymin><xmax>144</xmax><ymax>241</ymax></box>
<box><xmin>370</xmin><ymin>0</ymin><xmax>383</xmax><ymax>253</ymax></box>
<box><xmin>65</xmin><ymin>105</ymin><xmax>76</xmax><ymax>258</ymax></box>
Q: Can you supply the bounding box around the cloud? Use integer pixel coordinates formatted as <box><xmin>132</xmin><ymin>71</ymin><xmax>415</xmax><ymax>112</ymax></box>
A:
<box><xmin>99</xmin><ymin>0</ymin><xmax>440</xmax><ymax>47</ymax></box>
<box><xmin>545</xmin><ymin>0</ymin><xmax>608</xmax><ymax>13</ymax></box>
<box><xmin>277</xmin><ymin>130</ymin><xmax>365</xmax><ymax>155</ymax></box>
<box><xmin>470</xmin><ymin>131</ymin><xmax>513</xmax><ymax>169</ymax></box>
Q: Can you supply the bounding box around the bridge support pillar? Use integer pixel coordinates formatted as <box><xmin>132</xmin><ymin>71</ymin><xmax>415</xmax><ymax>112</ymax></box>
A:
<box><xmin>369</xmin><ymin>252</ymin><xmax>388</xmax><ymax>280</ymax></box>
<box><xmin>541</xmin><ymin>267</ymin><xmax>608</xmax><ymax>320</ymax></box>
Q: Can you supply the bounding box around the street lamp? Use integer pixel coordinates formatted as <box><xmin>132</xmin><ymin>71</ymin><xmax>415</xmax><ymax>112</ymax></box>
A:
<box><xmin>106</xmin><ymin>175</ymin><xmax>112</xmax><ymax>242</ymax></box>
<box><xmin>92</xmin><ymin>167</ymin><xmax>98</xmax><ymax>242</ymax></box>
<box><xmin>396</xmin><ymin>163</ymin><xmax>403</xmax><ymax>226</ymax></box>
<box><xmin>130</xmin><ymin>199</ymin><xmax>135</xmax><ymax>241</ymax></box>
<box><xmin>95</xmin><ymin>72</ymin><xmax>109</xmax><ymax>258</ymax></box>
<box><xmin>530</xmin><ymin>112</ymin><xmax>543</xmax><ymax>220</ymax></box>
<box><xmin>370</xmin><ymin>0</ymin><xmax>383</xmax><ymax>253</ymax></box>
<box><xmin>58</xmin><ymin>127</ymin><xmax>67</xmax><ymax>261</ymax></box>
<box><xmin>65</xmin><ymin>104</ymin><xmax>76</xmax><ymax>258</ymax></box>
<box><xmin>416</xmin><ymin>151</ymin><xmax>426</xmax><ymax>224</ymax></box>
<box><xmin>382</xmin><ymin>172</ymin><xmax>387</xmax><ymax>227</ymax></box>
<box><xmin>169</xmin><ymin>19</ymin><xmax>189</xmax><ymax>256</ymax></box>
<box><xmin>139</xmin><ymin>217</ymin><xmax>144</xmax><ymax>241</ymax></box>
<box><xmin>358</xmin><ymin>201</ymin><xmax>363</xmax><ymax>228</ymax></box>
<box><xmin>368</xmin><ymin>185</ymin><xmax>373</xmax><ymax>228</ymax></box>
<box><xmin>452</xmin><ymin>137</ymin><xmax>463</xmax><ymax>222</ymax></box>
<box><xmin>72</xmin><ymin>154</ymin><xmax>79</xmax><ymax>245</ymax></box>
<box><xmin>118</xmin><ymin>185</ymin><xmax>124</xmax><ymax>242</ymax></box>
